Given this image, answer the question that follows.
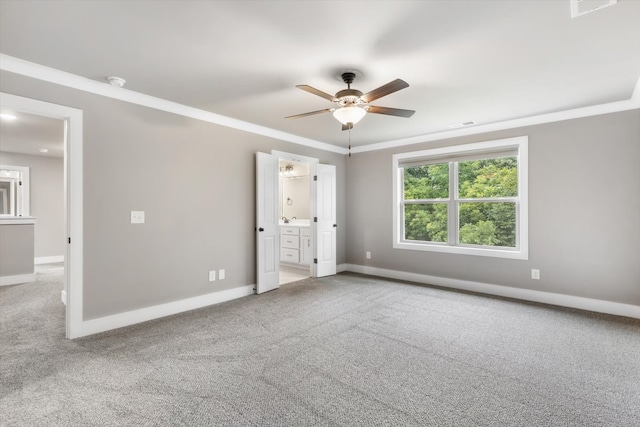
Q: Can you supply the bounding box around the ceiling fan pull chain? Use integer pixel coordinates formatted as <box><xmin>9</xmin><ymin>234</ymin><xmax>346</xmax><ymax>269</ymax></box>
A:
<box><xmin>348</xmin><ymin>130</ymin><xmax>352</xmax><ymax>157</ymax></box>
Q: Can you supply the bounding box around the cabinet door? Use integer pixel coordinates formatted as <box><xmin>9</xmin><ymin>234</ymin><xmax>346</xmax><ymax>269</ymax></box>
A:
<box><xmin>281</xmin><ymin>227</ymin><xmax>300</xmax><ymax>236</ymax></box>
<box><xmin>300</xmin><ymin>236</ymin><xmax>312</xmax><ymax>265</ymax></box>
<box><xmin>281</xmin><ymin>248</ymin><xmax>299</xmax><ymax>264</ymax></box>
<box><xmin>281</xmin><ymin>235</ymin><xmax>299</xmax><ymax>249</ymax></box>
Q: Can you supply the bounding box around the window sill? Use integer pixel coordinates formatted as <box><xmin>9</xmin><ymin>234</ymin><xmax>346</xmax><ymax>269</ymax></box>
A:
<box><xmin>394</xmin><ymin>240</ymin><xmax>528</xmax><ymax>260</ymax></box>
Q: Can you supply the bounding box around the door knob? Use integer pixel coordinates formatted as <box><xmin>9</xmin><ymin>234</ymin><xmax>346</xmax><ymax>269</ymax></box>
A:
<box><xmin>333</xmin><ymin>224</ymin><xmax>337</xmax><ymax>228</ymax></box>
<box><xmin>258</xmin><ymin>227</ymin><xmax>264</xmax><ymax>232</ymax></box>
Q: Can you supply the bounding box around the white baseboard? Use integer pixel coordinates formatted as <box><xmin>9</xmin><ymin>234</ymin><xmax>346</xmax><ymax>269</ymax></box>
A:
<box><xmin>61</xmin><ymin>290</ymin><xmax>67</xmax><ymax>305</ymax></box>
<box><xmin>337</xmin><ymin>263</ymin><xmax>347</xmax><ymax>273</ymax></box>
<box><xmin>0</xmin><ymin>273</ymin><xmax>36</xmax><ymax>286</ymax></box>
<box><xmin>346</xmin><ymin>264</ymin><xmax>640</xmax><ymax>320</ymax></box>
<box><xmin>79</xmin><ymin>285</ymin><xmax>255</xmax><ymax>338</ymax></box>
<box><xmin>35</xmin><ymin>255</ymin><xmax>64</xmax><ymax>264</ymax></box>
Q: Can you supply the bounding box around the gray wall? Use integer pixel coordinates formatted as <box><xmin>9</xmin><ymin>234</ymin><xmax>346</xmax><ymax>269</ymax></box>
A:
<box><xmin>2</xmin><ymin>69</ymin><xmax>637</xmax><ymax>321</ymax></box>
<box><xmin>0</xmin><ymin>152</ymin><xmax>65</xmax><ymax>258</ymax></box>
<box><xmin>346</xmin><ymin>110</ymin><xmax>640</xmax><ymax>306</ymax></box>
<box><xmin>1</xmin><ymin>71</ymin><xmax>347</xmax><ymax>320</ymax></box>
<box><xmin>0</xmin><ymin>224</ymin><xmax>34</xmax><ymax>276</ymax></box>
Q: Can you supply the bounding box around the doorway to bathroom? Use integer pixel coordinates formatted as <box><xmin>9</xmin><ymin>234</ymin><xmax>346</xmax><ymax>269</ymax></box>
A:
<box><xmin>278</xmin><ymin>158</ymin><xmax>312</xmax><ymax>285</ymax></box>
<box><xmin>255</xmin><ymin>150</ymin><xmax>336</xmax><ymax>294</ymax></box>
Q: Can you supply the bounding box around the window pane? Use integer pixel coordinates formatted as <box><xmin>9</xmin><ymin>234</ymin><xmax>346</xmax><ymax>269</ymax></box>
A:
<box><xmin>403</xmin><ymin>163</ymin><xmax>449</xmax><ymax>200</ymax></box>
<box><xmin>404</xmin><ymin>203</ymin><xmax>448</xmax><ymax>243</ymax></box>
<box><xmin>458</xmin><ymin>157</ymin><xmax>517</xmax><ymax>198</ymax></box>
<box><xmin>459</xmin><ymin>202</ymin><xmax>516</xmax><ymax>247</ymax></box>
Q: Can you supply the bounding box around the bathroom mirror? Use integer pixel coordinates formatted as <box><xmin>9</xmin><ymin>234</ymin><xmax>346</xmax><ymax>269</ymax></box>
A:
<box><xmin>0</xmin><ymin>165</ymin><xmax>30</xmax><ymax>216</ymax></box>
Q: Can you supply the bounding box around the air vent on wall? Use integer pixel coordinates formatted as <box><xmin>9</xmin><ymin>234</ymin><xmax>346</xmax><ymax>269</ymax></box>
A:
<box><xmin>571</xmin><ymin>0</ymin><xmax>617</xmax><ymax>18</ymax></box>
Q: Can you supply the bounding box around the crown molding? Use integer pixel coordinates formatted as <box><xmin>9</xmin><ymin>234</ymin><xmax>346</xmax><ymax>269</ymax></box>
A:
<box><xmin>352</xmin><ymin>82</ymin><xmax>640</xmax><ymax>154</ymax></box>
<box><xmin>0</xmin><ymin>54</ymin><xmax>348</xmax><ymax>155</ymax></box>
<box><xmin>2</xmin><ymin>54</ymin><xmax>638</xmax><ymax>156</ymax></box>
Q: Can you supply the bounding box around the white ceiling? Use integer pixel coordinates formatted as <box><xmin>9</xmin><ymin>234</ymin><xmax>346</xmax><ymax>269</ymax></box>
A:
<box><xmin>0</xmin><ymin>110</ymin><xmax>65</xmax><ymax>158</ymax></box>
<box><xmin>1</xmin><ymin>0</ymin><xmax>639</xmax><ymax>150</ymax></box>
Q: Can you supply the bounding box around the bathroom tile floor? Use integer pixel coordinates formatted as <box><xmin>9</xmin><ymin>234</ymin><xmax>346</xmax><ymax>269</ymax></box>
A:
<box><xmin>279</xmin><ymin>265</ymin><xmax>310</xmax><ymax>285</ymax></box>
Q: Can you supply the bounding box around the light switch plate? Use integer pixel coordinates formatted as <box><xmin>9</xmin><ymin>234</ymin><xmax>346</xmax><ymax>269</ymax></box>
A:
<box><xmin>219</xmin><ymin>269</ymin><xmax>225</xmax><ymax>280</ymax></box>
<box><xmin>131</xmin><ymin>211</ymin><xmax>145</xmax><ymax>224</ymax></box>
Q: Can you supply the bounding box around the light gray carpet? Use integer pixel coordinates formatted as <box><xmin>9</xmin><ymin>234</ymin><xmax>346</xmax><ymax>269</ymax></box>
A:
<box><xmin>1</xmin><ymin>263</ymin><xmax>639</xmax><ymax>426</ymax></box>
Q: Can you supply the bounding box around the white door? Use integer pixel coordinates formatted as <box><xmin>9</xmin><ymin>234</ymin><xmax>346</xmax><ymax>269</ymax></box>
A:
<box><xmin>314</xmin><ymin>164</ymin><xmax>337</xmax><ymax>277</ymax></box>
<box><xmin>256</xmin><ymin>152</ymin><xmax>279</xmax><ymax>293</ymax></box>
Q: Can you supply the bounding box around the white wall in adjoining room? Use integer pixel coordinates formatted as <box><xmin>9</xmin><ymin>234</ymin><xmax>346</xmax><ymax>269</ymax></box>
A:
<box><xmin>279</xmin><ymin>160</ymin><xmax>311</xmax><ymax>220</ymax></box>
<box><xmin>282</xmin><ymin>176</ymin><xmax>310</xmax><ymax>220</ymax></box>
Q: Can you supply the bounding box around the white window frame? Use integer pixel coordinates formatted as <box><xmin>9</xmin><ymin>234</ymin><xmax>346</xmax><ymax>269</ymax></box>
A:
<box><xmin>392</xmin><ymin>136</ymin><xmax>528</xmax><ymax>260</ymax></box>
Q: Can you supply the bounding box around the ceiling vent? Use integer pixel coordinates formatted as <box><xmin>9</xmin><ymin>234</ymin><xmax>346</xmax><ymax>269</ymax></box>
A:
<box><xmin>571</xmin><ymin>0</ymin><xmax>617</xmax><ymax>18</ymax></box>
<box><xmin>448</xmin><ymin>121</ymin><xmax>477</xmax><ymax>129</ymax></box>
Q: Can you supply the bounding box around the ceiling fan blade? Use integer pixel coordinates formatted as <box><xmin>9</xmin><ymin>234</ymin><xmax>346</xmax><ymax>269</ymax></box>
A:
<box><xmin>361</xmin><ymin>79</ymin><xmax>409</xmax><ymax>102</ymax></box>
<box><xmin>296</xmin><ymin>85</ymin><xmax>338</xmax><ymax>102</ymax></box>
<box><xmin>285</xmin><ymin>109</ymin><xmax>332</xmax><ymax>119</ymax></box>
<box><xmin>367</xmin><ymin>105</ymin><xmax>415</xmax><ymax>118</ymax></box>
<box><xmin>341</xmin><ymin>122</ymin><xmax>354</xmax><ymax>131</ymax></box>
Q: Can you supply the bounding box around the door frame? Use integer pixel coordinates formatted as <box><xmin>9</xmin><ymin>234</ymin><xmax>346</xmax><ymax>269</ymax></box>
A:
<box><xmin>0</xmin><ymin>92</ymin><xmax>83</xmax><ymax>339</ymax></box>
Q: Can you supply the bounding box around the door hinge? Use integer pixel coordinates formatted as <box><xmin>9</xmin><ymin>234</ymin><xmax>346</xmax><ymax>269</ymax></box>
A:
<box><xmin>68</xmin><ymin>237</ymin><xmax>71</xmax><ymax>244</ymax></box>
<box><xmin>313</xmin><ymin>217</ymin><xmax>317</xmax><ymax>222</ymax></box>
<box><xmin>19</xmin><ymin>181</ymin><xmax>22</xmax><ymax>186</ymax></box>
<box><xmin>313</xmin><ymin>175</ymin><xmax>317</xmax><ymax>181</ymax></box>
<box><xmin>314</xmin><ymin>258</ymin><xmax>317</xmax><ymax>264</ymax></box>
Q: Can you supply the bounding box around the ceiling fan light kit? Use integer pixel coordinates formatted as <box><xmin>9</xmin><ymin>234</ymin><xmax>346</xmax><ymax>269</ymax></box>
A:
<box><xmin>333</xmin><ymin>104</ymin><xmax>366</xmax><ymax>125</ymax></box>
<box><xmin>286</xmin><ymin>71</ymin><xmax>415</xmax><ymax>130</ymax></box>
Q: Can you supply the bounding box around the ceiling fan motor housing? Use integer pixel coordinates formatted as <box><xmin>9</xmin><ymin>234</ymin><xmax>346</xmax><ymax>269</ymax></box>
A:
<box><xmin>336</xmin><ymin>89</ymin><xmax>365</xmax><ymax>106</ymax></box>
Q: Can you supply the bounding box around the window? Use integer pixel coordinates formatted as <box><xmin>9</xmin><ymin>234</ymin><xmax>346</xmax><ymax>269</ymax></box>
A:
<box><xmin>393</xmin><ymin>136</ymin><xmax>528</xmax><ymax>259</ymax></box>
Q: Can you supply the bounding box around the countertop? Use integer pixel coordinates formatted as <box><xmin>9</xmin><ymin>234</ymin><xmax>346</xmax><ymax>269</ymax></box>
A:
<box><xmin>0</xmin><ymin>216</ymin><xmax>37</xmax><ymax>225</ymax></box>
<box><xmin>279</xmin><ymin>219</ymin><xmax>310</xmax><ymax>227</ymax></box>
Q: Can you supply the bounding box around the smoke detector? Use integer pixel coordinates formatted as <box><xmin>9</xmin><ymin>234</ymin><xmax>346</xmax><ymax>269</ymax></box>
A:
<box><xmin>107</xmin><ymin>76</ymin><xmax>126</xmax><ymax>87</ymax></box>
<box><xmin>571</xmin><ymin>0</ymin><xmax>617</xmax><ymax>18</ymax></box>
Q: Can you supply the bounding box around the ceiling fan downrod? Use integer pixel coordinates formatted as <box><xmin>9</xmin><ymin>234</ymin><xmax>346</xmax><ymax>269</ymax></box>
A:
<box><xmin>341</xmin><ymin>72</ymin><xmax>356</xmax><ymax>89</ymax></box>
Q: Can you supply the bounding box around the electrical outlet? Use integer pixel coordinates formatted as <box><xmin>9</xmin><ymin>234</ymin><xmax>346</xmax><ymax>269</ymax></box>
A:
<box><xmin>219</xmin><ymin>269</ymin><xmax>225</xmax><ymax>280</ymax></box>
<box><xmin>209</xmin><ymin>271</ymin><xmax>216</xmax><ymax>282</ymax></box>
<box><xmin>531</xmin><ymin>269</ymin><xmax>540</xmax><ymax>280</ymax></box>
<box><xmin>366</xmin><ymin>251</ymin><xmax>371</xmax><ymax>259</ymax></box>
<box><xmin>130</xmin><ymin>211</ymin><xmax>145</xmax><ymax>224</ymax></box>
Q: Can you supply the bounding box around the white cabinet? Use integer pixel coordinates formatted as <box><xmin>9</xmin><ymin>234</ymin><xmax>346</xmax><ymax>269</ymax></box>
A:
<box><xmin>281</xmin><ymin>234</ymin><xmax>299</xmax><ymax>249</ymax></box>
<box><xmin>281</xmin><ymin>248</ymin><xmax>299</xmax><ymax>264</ymax></box>
<box><xmin>280</xmin><ymin>225</ymin><xmax>311</xmax><ymax>266</ymax></box>
<box><xmin>300</xmin><ymin>228</ymin><xmax>312</xmax><ymax>266</ymax></box>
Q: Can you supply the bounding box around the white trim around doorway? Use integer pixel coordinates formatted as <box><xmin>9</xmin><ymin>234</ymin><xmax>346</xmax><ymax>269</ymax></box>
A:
<box><xmin>0</xmin><ymin>92</ymin><xmax>83</xmax><ymax>339</ymax></box>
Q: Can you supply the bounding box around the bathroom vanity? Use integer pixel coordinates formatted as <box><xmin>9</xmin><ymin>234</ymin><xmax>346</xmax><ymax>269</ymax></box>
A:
<box><xmin>280</xmin><ymin>220</ymin><xmax>312</xmax><ymax>267</ymax></box>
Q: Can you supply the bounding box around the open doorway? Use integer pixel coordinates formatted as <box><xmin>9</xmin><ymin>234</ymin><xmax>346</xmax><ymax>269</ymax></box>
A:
<box><xmin>0</xmin><ymin>108</ymin><xmax>66</xmax><ymax>330</ymax></box>
<box><xmin>255</xmin><ymin>150</ymin><xmax>336</xmax><ymax>294</ymax></box>
<box><xmin>278</xmin><ymin>159</ymin><xmax>312</xmax><ymax>285</ymax></box>
<box><xmin>0</xmin><ymin>92</ymin><xmax>83</xmax><ymax>339</ymax></box>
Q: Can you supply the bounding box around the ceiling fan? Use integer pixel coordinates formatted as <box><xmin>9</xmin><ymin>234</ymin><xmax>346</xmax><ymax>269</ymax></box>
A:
<box><xmin>286</xmin><ymin>72</ymin><xmax>415</xmax><ymax>130</ymax></box>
